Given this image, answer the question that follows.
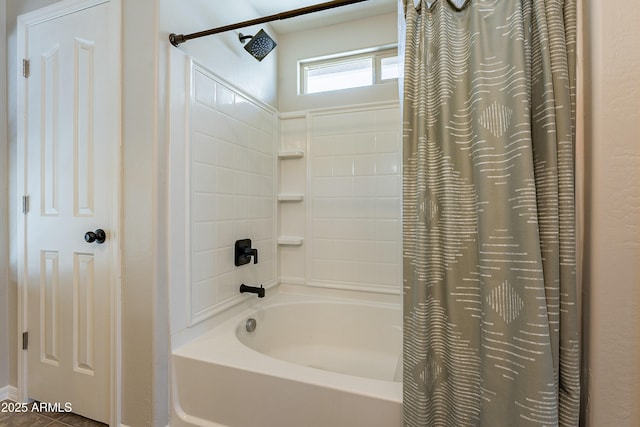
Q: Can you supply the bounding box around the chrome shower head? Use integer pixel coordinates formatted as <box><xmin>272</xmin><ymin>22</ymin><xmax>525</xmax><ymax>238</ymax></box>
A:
<box><xmin>239</xmin><ymin>29</ymin><xmax>277</xmax><ymax>62</ymax></box>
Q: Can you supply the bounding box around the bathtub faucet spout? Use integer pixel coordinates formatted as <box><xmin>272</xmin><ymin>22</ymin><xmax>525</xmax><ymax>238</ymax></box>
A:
<box><xmin>240</xmin><ymin>284</ymin><xmax>265</xmax><ymax>298</ymax></box>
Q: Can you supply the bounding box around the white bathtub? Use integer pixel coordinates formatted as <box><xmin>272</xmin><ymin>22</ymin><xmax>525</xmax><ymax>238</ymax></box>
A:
<box><xmin>171</xmin><ymin>286</ymin><xmax>403</xmax><ymax>427</ymax></box>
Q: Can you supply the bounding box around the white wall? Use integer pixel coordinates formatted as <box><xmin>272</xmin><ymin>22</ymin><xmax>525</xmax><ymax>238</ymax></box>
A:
<box><xmin>583</xmin><ymin>0</ymin><xmax>640</xmax><ymax>425</ymax></box>
<box><xmin>278</xmin><ymin>12</ymin><xmax>398</xmax><ymax>112</ymax></box>
<box><xmin>120</xmin><ymin>1</ymin><xmax>163</xmax><ymax>425</ymax></box>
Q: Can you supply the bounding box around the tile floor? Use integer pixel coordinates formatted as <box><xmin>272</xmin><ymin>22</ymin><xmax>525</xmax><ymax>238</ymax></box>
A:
<box><xmin>0</xmin><ymin>400</ymin><xmax>107</xmax><ymax>427</ymax></box>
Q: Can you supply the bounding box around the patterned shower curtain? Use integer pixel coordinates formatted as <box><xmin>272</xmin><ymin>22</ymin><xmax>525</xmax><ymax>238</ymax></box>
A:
<box><xmin>401</xmin><ymin>0</ymin><xmax>580</xmax><ymax>426</ymax></box>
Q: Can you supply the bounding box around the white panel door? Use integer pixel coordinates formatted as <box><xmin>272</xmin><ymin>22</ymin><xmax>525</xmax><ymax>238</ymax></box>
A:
<box><xmin>22</xmin><ymin>1</ymin><xmax>117</xmax><ymax>423</ymax></box>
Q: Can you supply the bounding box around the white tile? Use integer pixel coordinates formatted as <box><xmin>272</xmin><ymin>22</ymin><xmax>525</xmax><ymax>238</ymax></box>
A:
<box><xmin>193</xmin><ymin>163</ymin><xmax>215</xmax><ymax>194</ymax></box>
<box><xmin>261</xmin><ymin>220</ymin><xmax>274</xmax><ymax>241</ymax></box>
<box><xmin>234</xmin><ymin>265</ymin><xmax>257</xmax><ymax>288</ymax></box>
<box><xmin>312</xmin><ymin>177</ymin><xmax>353</xmax><ymax>198</ymax></box>
<box><xmin>376</xmin><ymin>175</ymin><xmax>400</xmax><ymax>197</ymax></box>
<box><xmin>261</xmin><ymin>131</ymin><xmax>275</xmax><ymax>154</ymax></box>
<box><xmin>194</xmin><ymin>70</ymin><xmax>216</xmax><ymax>108</ymax></box>
<box><xmin>261</xmin><ymin>198</ymin><xmax>273</xmax><ymax>219</ymax></box>
<box><xmin>313</xmin><ymin>239</ymin><xmax>335</xmax><ymax>260</ymax></box>
<box><xmin>214</xmin><ymin>273</ymin><xmax>235</xmax><ymax>302</ymax></box>
<box><xmin>215</xmin><ymin>221</ymin><xmax>234</xmax><ymax>249</ymax></box>
<box><xmin>193</xmin><ymin>107</ymin><xmax>233</xmax><ymax>142</ymax></box>
<box><xmin>234</xmin><ymin>197</ymin><xmax>248</xmax><ymax>219</ymax></box>
<box><xmin>233</xmin><ymin>145</ymin><xmax>248</xmax><ymax>172</ymax></box>
<box><xmin>216</xmin><ymin>141</ymin><xmax>235</xmax><ymax>169</ymax></box>
<box><xmin>233</xmin><ymin>220</ymin><xmax>249</xmax><ymax>240</ymax></box>
<box><xmin>310</xmin><ymin>136</ymin><xmax>334</xmax><ymax>156</ymax></box>
<box><xmin>280</xmin><ymin>118</ymin><xmax>306</xmax><ymax>152</ymax></box>
<box><xmin>259</xmin><ymin>176</ymin><xmax>273</xmax><ymax>198</ymax></box>
<box><xmin>192</xmin><ymin>250</ymin><xmax>215</xmax><ymax>283</ymax></box>
<box><xmin>374</xmin><ymin>220</ymin><xmax>401</xmax><ymax>242</ymax></box>
<box><xmin>248</xmin><ymin>218</ymin><xmax>262</xmax><ymax>240</ymax></box>
<box><xmin>375</xmin><ymin>108</ymin><xmax>401</xmax><ymax>132</ymax></box>
<box><xmin>375</xmin><ymin>153</ymin><xmax>400</xmax><ymax>175</ymax></box>
<box><xmin>215</xmin><ymin>248</ymin><xmax>234</xmax><ymax>276</ymax></box>
<box><xmin>375</xmin><ymin>263</ymin><xmax>402</xmax><ymax>286</ymax></box>
<box><xmin>373</xmin><ymin>241</ymin><xmax>400</xmax><ymax>263</ymax></box>
<box><xmin>245</xmin><ymin>174</ymin><xmax>260</xmax><ymax>197</ymax></box>
<box><xmin>192</xmin><ymin>279</ymin><xmax>215</xmax><ymax>314</ymax></box>
<box><xmin>186</xmin><ymin>73</ymin><xmax>280</xmax><ymax>320</ymax></box>
<box><xmin>312</xmin><ymin>157</ymin><xmax>334</xmax><ymax>177</ymax></box>
<box><xmin>354</xmin><ymin>156</ymin><xmax>377</xmax><ymax>176</ymax></box>
<box><xmin>233</xmin><ymin>170</ymin><xmax>248</xmax><ymax>196</ymax></box>
<box><xmin>192</xmin><ymin>194</ymin><xmax>214</xmax><ymax>223</ymax></box>
<box><xmin>313</xmin><ymin>111</ymin><xmax>374</xmax><ymax>136</ymax></box>
<box><xmin>247</xmin><ymin>128</ymin><xmax>262</xmax><ymax>153</ymax></box>
<box><xmin>375</xmin><ymin>131</ymin><xmax>401</xmax><ymax>153</ymax></box>
<box><xmin>351</xmin><ymin>220</ymin><xmax>377</xmax><ymax>241</ymax></box>
<box><xmin>354</xmin><ymin>176</ymin><xmax>376</xmax><ymax>197</ymax></box>
<box><xmin>232</xmin><ymin>120</ymin><xmax>250</xmax><ymax>148</ymax></box>
<box><xmin>329</xmin><ymin>135</ymin><xmax>356</xmax><ymax>156</ymax></box>
<box><xmin>214</xmin><ymin>195</ymin><xmax>233</xmax><ymax>221</ymax></box>
<box><xmin>216</xmin><ymin>84</ymin><xmax>234</xmax><ymax>111</ymax></box>
<box><xmin>248</xmin><ymin>198</ymin><xmax>262</xmax><ymax>221</ymax></box>
<box><xmin>352</xmin><ymin>198</ymin><xmax>376</xmax><ymax>220</ymax></box>
<box><xmin>215</xmin><ymin>168</ymin><xmax>234</xmax><ymax>195</ymax></box>
<box><xmin>193</xmin><ymin>222</ymin><xmax>215</xmax><ymax>253</ymax></box>
<box><xmin>192</xmin><ymin>133</ymin><xmax>216</xmax><ymax>165</ymax></box>
<box><xmin>375</xmin><ymin>198</ymin><xmax>401</xmax><ymax>219</ymax></box>
<box><xmin>353</xmin><ymin>134</ymin><xmax>377</xmax><ymax>155</ymax></box>
<box><xmin>360</xmin><ymin>262</ymin><xmax>383</xmax><ymax>285</ymax></box>
<box><xmin>333</xmin><ymin>157</ymin><xmax>354</xmax><ymax>177</ymax></box>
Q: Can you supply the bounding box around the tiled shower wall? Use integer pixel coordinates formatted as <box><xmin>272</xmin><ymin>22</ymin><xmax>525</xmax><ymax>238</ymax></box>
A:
<box><xmin>279</xmin><ymin>104</ymin><xmax>402</xmax><ymax>293</ymax></box>
<box><xmin>171</xmin><ymin>59</ymin><xmax>277</xmax><ymax>329</ymax></box>
<box><xmin>171</xmin><ymin>57</ymin><xmax>400</xmax><ymax>335</ymax></box>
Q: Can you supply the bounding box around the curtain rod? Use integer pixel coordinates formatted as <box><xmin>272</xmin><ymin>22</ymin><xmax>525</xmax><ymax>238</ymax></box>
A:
<box><xmin>169</xmin><ymin>0</ymin><xmax>370</xmax><ymax>47</ymax></box>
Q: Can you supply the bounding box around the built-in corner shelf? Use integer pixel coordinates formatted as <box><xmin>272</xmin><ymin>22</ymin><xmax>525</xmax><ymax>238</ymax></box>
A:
<box><xmin>278</xmin><ymin>194</ymin><xmax>304</xmax><ymax>202</ymax></box>
<box><xmin>277</xmin><ymin>237</ymin><xmax>304</xmax><ymax>246</ymax></box>
<box><xmin>278</xmin><ymin>151</ymin><xmax>305</xmax><ymax>160</ymax></box>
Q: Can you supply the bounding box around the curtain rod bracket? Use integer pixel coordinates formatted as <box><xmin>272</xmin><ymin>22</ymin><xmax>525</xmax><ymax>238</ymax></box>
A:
<box><xmin>168</xmin><ymin>0</ymin><xmax>370</xmax><ymax>47</ymax></box>
<box><xmin>169</xmin><ymin>33</ymin><xmax>185</xmax><ymax>47</ymax></box>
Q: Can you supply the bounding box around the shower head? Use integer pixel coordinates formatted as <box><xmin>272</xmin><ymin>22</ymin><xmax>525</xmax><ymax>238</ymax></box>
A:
<box><xmin>238</xmin><ymin>29</ymin><xmax>277</xmax><ymax>62</ymax></box>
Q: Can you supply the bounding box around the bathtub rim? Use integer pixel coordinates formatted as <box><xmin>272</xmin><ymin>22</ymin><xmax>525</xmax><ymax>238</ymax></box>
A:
<box><xmin>171</xmin><ymin>282</ymin><xmax>401</xmax><ymax>350</ymax></box>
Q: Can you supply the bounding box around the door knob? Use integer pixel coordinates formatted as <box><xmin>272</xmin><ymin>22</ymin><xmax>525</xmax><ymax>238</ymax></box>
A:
<box><xmin>84</xmin><ymin>229</ymin><xmax>106</xmax><ymax>244</ymax></box>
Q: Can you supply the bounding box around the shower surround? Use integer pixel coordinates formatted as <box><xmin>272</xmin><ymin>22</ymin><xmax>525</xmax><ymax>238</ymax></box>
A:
<box><xmin>168</xmin><ymin>35</ymin><xmax>402</xmax><ymax>423</ymax></box>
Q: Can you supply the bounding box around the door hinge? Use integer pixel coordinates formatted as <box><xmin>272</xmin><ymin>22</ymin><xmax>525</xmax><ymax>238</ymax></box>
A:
<box><xmin>22</xmin><ymin>332</ymin><xmax>28</xmax><ymax>350</ymax></box>
<box><xmin>22</xmin><ymin>59</ymin><xmax>30</xmax><ymax>78</ymax></box>
<box><xmin>22</xmin><ymin>195</ymin><xmax>30</xmax><ymax>214</ymax></box>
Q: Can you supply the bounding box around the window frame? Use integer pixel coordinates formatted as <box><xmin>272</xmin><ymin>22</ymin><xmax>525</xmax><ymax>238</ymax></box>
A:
<box><xmin>299</xmin><ymin>45</ymin><xmax>399</xmax><ymax>95</ymax></box>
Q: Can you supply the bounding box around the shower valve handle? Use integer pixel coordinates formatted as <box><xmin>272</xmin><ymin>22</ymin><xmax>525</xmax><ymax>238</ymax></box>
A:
<box><xmin>235</xmin><ymin>239</ymin><xmax>258</xmax><ymax>266</ymax></box>
<box><xmin>244</xmin><ymin>247</ymin><xmax>258</xmax><ymax>264</ymax></box>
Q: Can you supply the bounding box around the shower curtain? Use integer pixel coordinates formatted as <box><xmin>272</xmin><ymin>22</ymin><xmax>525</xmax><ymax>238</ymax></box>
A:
<box><xmin>401</xmin><ymin>0</ymin><xmax>580</xmax><ymax>426</ymax></box>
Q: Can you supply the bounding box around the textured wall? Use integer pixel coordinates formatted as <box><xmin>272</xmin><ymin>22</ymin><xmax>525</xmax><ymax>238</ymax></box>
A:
<box><xmin>583</xmin><ymin>0</ymin><xmax>640</xmax><ymax>425</ymax></box>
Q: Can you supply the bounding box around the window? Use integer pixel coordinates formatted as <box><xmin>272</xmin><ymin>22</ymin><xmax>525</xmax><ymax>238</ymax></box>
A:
<box><xmin>300</xmin><ymin>46</ymin><xmax>398</xmax><ymax>95</ymax></box>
